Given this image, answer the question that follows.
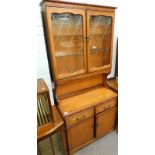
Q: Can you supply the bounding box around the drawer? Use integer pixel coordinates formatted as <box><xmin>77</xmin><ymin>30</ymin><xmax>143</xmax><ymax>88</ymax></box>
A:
<box><xmin>65</xmin><ymin>108</ymin><xmax>94</xmax><ymax>127</ymax></box>
<box><xmin>95</xmin><ymin>98</ymin><xmax>117</xmax><ymax>114</ymax></box>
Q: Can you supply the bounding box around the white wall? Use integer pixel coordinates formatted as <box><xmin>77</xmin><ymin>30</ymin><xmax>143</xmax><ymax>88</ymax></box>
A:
<box><xmin>37</xmin><ymin>0</ymin><xmax>118</xmax><ymax>104</ymax></box>
<box><xmin>108</xmin><ymin>9</ymin><xmax>118</xmax><ymax>79</ymax></box>
<box><xmin>37</xmin><ymin>7</ymin><xmax>55</xmax><ymax>104</ymax></box>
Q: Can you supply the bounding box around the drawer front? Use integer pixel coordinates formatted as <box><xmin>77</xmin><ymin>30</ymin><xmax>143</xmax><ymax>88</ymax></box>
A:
<box><xmin>66</xmin><ymin>108</ymin><xmax>94</xmax><ymax>127</ymax></box>
<box><xmin>95</xmin><ymin>98</ymin><xmax>117</xmax><ymax>114</ymax></box>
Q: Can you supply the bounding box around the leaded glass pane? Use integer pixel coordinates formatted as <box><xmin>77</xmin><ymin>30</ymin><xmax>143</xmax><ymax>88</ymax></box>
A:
<box><xmin>51</xmin><ymin>13</ymin><xmax>85</xmax><ymax>77</ymax></box>
<box><xmin>89</xmin><ymin>15</ymin><xmax>112</xmax><ymax>68</ymax></box>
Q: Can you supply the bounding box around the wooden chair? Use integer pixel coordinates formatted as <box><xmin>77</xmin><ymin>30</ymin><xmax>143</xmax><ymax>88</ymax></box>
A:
<box><xmin>37</xmin><ymin>79</ymin><xmax>68</xmax><ymax>155</ymax></box>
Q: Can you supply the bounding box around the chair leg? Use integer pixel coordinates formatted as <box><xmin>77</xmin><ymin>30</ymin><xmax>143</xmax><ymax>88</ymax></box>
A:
<box><xmin>50</xmin><ymin>137</ymin><xmax>55</xmax><ymax>155</ymax></box>
<box><xmin>37</xmin><ymin>144</ymin><xmax>42</xmax><ymax>155</ymax></box>
<box><xmin>59</xmin><ymin>125</ymin><xmax>68</xmax><ymax>155</ymax></box>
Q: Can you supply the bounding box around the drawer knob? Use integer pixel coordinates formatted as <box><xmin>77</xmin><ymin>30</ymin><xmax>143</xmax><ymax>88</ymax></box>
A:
<box><xmin>83</xmin><ymin>115</ymin><xmax>86</xmax><ymax>118</ymax></box>
<box><xmin>76</xmin><ymin>118</ymin><xmax>79</xmax><ymax>121</ymax></box>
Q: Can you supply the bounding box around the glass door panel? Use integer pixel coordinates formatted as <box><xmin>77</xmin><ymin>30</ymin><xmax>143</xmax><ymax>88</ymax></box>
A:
<box><xmin>87</xmin><ymin>11</ymin><xmax>114</xmax><ymax>72</ymax></box>
<box><xmin>46</xmin><ymin>8</ymin><xmax>86</xmax><ymax>80</ymax></box>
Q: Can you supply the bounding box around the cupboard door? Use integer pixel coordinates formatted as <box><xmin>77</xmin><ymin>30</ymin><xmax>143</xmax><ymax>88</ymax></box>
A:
<box><xmin>87</xmin><ymin>11</ymin><xmax>114</xmax><ymax>72</ymax></box>
<box><xmin>96</xmin><ymin>106</ymin><xmax>117</xmax><ymax>138</ymax></box>
<box><xmin>67</xmin><ymin>117</ymin><xmax>94</xmax><ymax>150</ymax></box>
<box><xmin>45</xmin><ymin>7</ymin><xmax>87</xmax><ymax>80</ymax></box>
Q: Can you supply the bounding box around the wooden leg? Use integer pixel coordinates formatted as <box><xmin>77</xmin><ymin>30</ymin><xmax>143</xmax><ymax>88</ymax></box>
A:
<box><xmin>69</xmin><ymin>150</ymin><xmax>74</xmax><ymax>155</ymax></box>
<box><xmin>50</xmin><ymin>137</ymin><xmax>55</xmax><ymax>155</ymax></box>
<box><xmin>59</xmin><ymin>125</ymin><xmax>68</xmax><ymax>155</ymax></box>
<box><xmin>37</xmin><ymin>143</ymin><xmax>41</xmax><ymax>155</ymax></box>
<box><xmin>58</xmin><ymin>130</ymin><xmax>64</xmax><ymax>152</ymax></box>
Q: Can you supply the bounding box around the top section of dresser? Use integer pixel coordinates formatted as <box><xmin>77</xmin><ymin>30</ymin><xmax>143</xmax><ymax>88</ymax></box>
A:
<box><xmin>41</xmin><ymin>0</ymin><xmax>116</xmax><ymax>82</ymax></box>
<box><xmin>58</xmin><ymin>87</ymin><xmax>117</xmax><ymax>117</ymax></box>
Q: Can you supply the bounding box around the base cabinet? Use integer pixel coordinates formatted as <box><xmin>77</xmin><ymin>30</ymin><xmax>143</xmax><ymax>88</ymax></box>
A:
<box><xmin>65</xmin><ymin>106</ymin><xmax>117</xmax><ymax>154</ymax></box>
<box><xmin>96</xmin><ymin>106</ymin><xmax>117</xmax><ymax>138</ymax></box>
<box><xmin>67</xmin><ymin>117</ymin><xmax>94</xmax><ymax>150</ymax></box>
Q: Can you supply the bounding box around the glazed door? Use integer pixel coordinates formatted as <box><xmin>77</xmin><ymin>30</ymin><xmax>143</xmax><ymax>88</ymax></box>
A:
<box><xmin>87</xmin><ymin>11</ymin><xmax>114</xmax><ymax>72</ymax></box>
<box><xmin>46</xmin><ymin>7</ymin><xmax>87</xmax><ymax>80</ymax></box>
<box><xmin>96</xmin><ymin>106</ymin><xmax>117</xmax><ymax>138</ymax></box>
<box><xmin>67</xmin><ymin>117</ymin><xmax>94</xmax><ymax>150</ymax></box>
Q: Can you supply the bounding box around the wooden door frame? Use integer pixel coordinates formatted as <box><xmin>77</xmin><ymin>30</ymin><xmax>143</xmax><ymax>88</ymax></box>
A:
<box><xmin>67</xmin><ymin>116</ymin><xmax>94</xmax><ymax>150</ymax></box>
<box><xmin>95</xmin><ymin>106</ymin><xmax>117</xmax><ymax>138</ymax></box>
<box><xmin>45</xmin><ymin>6</ymin><xmax>87</xmax><ymax>80</ymax></box>
<box><xmin>86</xmin><ymin>10</ymin><xmax>115</xmax><ymax>73</ymax></box>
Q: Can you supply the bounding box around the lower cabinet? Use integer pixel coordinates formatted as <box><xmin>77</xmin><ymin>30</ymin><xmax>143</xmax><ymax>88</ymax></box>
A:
<box><xmin>96</xmin><ymin>106</ymin><xmax>117</xmax><ymax>137</ymax></box>
<box><xmin>67</xmin><ymin>117</ymin><xmax>94</xmax><ymax>150</ymax></box>
<box><xmin>65</xmin><ymin>104</ymin><xmax>117</xmax><ymax>154</ymax></box>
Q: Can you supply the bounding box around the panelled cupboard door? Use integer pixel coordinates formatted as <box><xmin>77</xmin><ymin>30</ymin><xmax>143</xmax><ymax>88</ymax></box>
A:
<box><xmin>45</xmin><ymin>7</ymin><xmax>87</xmax><ymax>80</ymax></box>
<box><xmin>87</xmin><ymin>11</ymin><xmax>115</xmax><ymax>72</ymax></box>
<box><xmin>96</xmin><ymin>106</ymin><xmax>117</xmax><ymax>138</ymax></box>
<box><xmin>67</xmin><ymin>117</ymin><xmax>94</xmax><ymax>150</ymax></box>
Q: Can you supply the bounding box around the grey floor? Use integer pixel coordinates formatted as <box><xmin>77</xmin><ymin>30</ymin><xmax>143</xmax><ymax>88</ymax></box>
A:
<box><xmin>74</xmin><ymin>131</ymin><xmax>118</xmax><ymax>155</ymax></box>
<box><xmin>38</xmin><ymin>131</ymin><xmax>118</xmax><ymax>155</ymax></box>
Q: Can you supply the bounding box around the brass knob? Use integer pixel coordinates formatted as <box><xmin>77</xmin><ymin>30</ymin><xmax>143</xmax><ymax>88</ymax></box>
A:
<box><xmin>83</xmin><ymin>115</ymin><xmax>86</xmax><ymax>118</ymax></box>
<box><xmin>87</xmin><ymin>37</ymin><xmax>90</xmax><ymax>41</ymax></box>
<box><xmin>83</xmin><ymin>36</ymin><xmax>87</xmax><ymax>42</ymax></box>
<box><xmin>92</xmin><ymin>46</ymin><xmax>97</xmax><ymax>50</ymax></box>
<box><xmin>108</xmin><ymin>105</ymin><xmax>111</xmax><ymax>108</ymax></box>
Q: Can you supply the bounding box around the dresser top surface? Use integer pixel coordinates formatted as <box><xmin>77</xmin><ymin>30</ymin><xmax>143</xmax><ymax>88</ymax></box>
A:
<box><xmin>58</xmin><ymin>87</ymin><xmax>117</xmax><ymax>117</ymax></box>
<box><xmin>42</xmin><ymin>0</ymin><xmax>117</xmax><ymax>9</ymax></box>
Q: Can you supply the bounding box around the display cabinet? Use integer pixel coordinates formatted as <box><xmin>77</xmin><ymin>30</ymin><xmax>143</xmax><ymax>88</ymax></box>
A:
<box><xmin>41</xmin><ymin>1</ymin><xmax>117</xmax><ymax>155</ymax></box>
<box><xmin>42</xmin><ymin>1</ymin><xmax>115</xmax><ymax>81</ymax></box>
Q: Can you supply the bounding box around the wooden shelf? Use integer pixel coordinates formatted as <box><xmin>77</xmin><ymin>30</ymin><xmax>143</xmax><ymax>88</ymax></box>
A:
<box><xmin>54</xmin><ymin>34</ymin><xmax>83</xmax><ymax>37</ymax></box>
<box><xmin>56</xmin><ymin>51</ymin><xmax>83</xmax><ymax>57</ymax></box>
<box><xmin>90</xmin><ymin>33</ymin><xmax>111</xmax><ymax>36</ymax></box>
<box><xmin>90</xmin><ymin>48</ymin><xmax>109</xmax><ymax>53</ymax></box>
